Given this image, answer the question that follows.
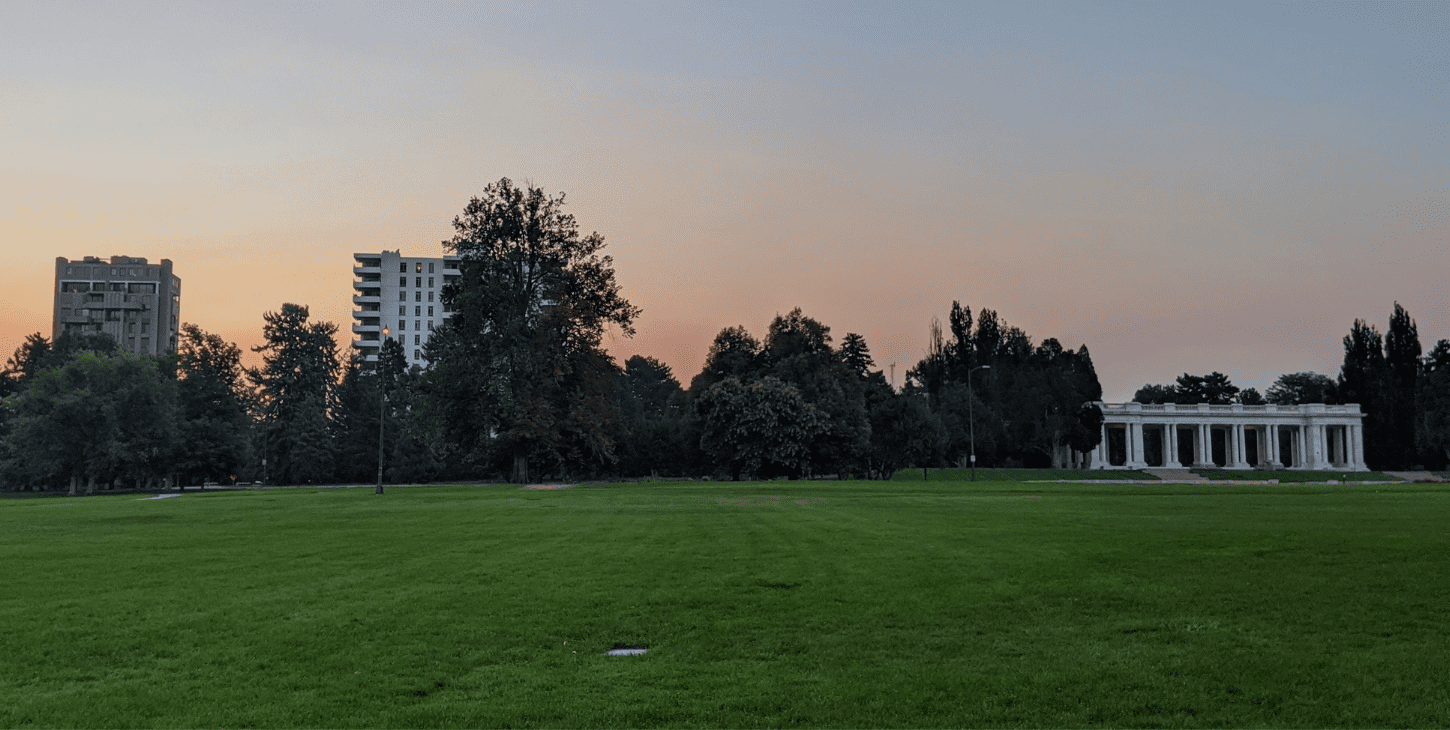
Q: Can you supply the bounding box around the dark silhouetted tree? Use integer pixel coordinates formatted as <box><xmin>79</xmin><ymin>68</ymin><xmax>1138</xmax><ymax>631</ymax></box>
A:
<box><xmin>423</xmin><ymin>178</ymin><xmax>639</xmax><ymax>482</ymax></box>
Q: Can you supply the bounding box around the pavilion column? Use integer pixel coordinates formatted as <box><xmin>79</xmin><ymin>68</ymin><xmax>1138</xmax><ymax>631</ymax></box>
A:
<box><xmin>1234</xmin><ymin>424</ymin><xmax>1248</xmax><ymax>467</ymax></box>
<box><xmin>1130</xmin><ymin>422</ymin><xmax>1146</xmax><ymax>468</ymax></box>
<box><xmin>1192</xmin><ymin>423</ymin><xmax>1209</xmax><ymax>467</ymax></box>
<box><xmin>1350</xmin><ymin>424</ymin><xmax>1363</xmax><ymax>469</ymax></box>
<box><xmin>1166</xmin><ymin>424</ymin><xmax>1179</xmax><ymax>467</ymax></box>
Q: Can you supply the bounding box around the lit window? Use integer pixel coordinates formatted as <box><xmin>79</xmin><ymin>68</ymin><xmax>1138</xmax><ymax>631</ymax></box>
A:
<box><xmin>415</xmin><ymin>262</ymin><xmax>423</xmax><ymax>273</ymax></box>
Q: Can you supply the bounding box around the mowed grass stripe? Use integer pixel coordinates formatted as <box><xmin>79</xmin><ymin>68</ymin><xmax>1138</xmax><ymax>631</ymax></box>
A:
<box><xmin>2</xmin><ymin>482</ymin><xmax>1448</xmax><ymax>727</ymax></box>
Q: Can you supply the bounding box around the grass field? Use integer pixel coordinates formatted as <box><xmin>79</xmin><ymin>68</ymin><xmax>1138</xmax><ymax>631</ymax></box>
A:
<box><xmin>892</xmin><ymin>468</ymin><xmax>1159</xmax><ymax>482</ymax></box>
<box><xmin>3</xmin><ymin>479</ymin><xmax>1449</xmax><ymax>727</ymax></box>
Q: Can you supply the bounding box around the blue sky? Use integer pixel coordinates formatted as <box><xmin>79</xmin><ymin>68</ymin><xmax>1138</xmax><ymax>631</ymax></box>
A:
<box><xmin>2</xmin><ymin>1</ymin><xmax>1445</xmax><ymax>398</ymax></box>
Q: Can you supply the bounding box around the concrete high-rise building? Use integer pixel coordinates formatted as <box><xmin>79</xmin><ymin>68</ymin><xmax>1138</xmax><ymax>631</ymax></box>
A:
<box><xmin>53</xmin><ymin>256</ymin><xmax>181</xmax><ymax>356</ymax></box>
<box><xmin>352</xmin><ymin>250</ymin><xmax>460</xmax><ymax>366</ymax></box>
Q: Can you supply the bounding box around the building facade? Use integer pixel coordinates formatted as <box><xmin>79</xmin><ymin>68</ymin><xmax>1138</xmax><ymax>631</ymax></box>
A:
<box><xmin>1088</xmin><ymin>401</ymin><xmax>1368</xmax><ymax>471</ymax></box>
<box><xmin>351</xmin><ymin>250</ymin><xmax>461</xmax><ymax>366</ymax></box>
<box><xmin>53</xmin><ymin>256</ymin><xmax>181</xmax><ymax>356</ymax></box>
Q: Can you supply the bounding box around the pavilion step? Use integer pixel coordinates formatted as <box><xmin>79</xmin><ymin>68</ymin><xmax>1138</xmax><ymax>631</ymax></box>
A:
<box><xmin>1143</xmin><ymin>468</ymin><xmax>1210</xmax><ymax>483</ymax></box>
<box><xmin>1384</xmin><ymin>471</ymin><xmax>1446</xmax><ymax>483</ymax></box>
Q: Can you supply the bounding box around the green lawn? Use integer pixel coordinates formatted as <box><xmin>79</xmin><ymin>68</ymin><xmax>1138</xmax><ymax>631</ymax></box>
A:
<box><xmin>893</xmin><ymin>467</ymin><xmax>1159</xmax><ymax>481</ymax></box>
<box><xmin>3</xmin><ymin>480</ymin><xmax>1449</xmax><ymax>727</ymax></box>
<box><xmin>1190</xmin><ymin>470</ymin><xmax>1401</xmax><ymax>483</ymax></box>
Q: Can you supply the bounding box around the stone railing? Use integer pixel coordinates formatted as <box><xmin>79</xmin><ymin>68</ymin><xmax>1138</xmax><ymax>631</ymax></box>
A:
<box><xmin>1098</xmin><ymin>402</ymin><xmax>1362</xmax><ymax>415</ymax></box>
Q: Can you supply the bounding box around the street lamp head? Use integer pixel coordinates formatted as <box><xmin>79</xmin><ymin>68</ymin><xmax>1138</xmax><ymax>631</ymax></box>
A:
<box><xmin>381</xmin><ymin>326</ymin><xmax>391</xmax><ymax>337</ymax></box>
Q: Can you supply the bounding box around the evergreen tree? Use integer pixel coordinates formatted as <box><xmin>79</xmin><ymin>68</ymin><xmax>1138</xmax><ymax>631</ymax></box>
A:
<box><xmin>1339</xmin><ymin>318</ymin><xmax>1389</xmax><ymax>468</ymax></box>
<box><xmin>1417</xmin><ymin>339</ymin><xmax>1450</xmax><ymax>469</ymax></box>
<box><xmin>1265</xmin><ymin>372</ymin><xmax>1338</xmax><ymax>405</ymax></box>
<box><xmin>174</xmin><ymin>324</ymin><xmax>252</xmax><ymax>487</ymax></box>
<box><xmin>247</xmin><ymin>304</ymin><xmax>340</xmax><ymax>484</ymax></box>
<box><xmin>1383</xmin><ymin>303</ymin><xmax>1422</xmax><ymax>468</ymax></box>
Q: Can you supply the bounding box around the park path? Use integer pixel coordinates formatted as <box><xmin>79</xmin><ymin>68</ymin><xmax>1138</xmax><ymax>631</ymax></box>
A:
<box><xmin>1385</xmin><ymin>471</ymin><xmax>1446</xmax><ymax>483</ymax></box>
<box><xmin>1142</xmin><ymin>468</ymin><xmax>1211</xmax><ymax>483</ymax></box>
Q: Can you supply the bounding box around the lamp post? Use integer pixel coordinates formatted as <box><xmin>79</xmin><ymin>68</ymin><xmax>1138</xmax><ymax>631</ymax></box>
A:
<box><xmin>376</xmin><ymin>326</ymin><xmax>390</xmax><ymax>496</ymax></box>
<box><xmin>968</xmin><ymin>365</ymin><xmax>991</xmax><ymax>482</ymax></box>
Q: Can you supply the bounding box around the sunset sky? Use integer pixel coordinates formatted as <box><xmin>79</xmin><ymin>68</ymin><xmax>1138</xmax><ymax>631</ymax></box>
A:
<box><xmin>2</xmin><ymin>1</ymin><xmax>1446</xmax><ymax>400</ymax></box>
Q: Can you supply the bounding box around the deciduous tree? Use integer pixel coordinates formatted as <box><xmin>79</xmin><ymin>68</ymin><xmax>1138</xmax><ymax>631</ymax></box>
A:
<box><xmin>424</xmin><ymin>178</ymin><xmax>639</xmax><ymax>482</ymax></box>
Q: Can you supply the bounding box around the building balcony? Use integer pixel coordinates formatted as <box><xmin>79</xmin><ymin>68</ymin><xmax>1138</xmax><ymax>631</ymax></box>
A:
<box><xmin>352</xmin><ymin>309</ymin><xmax>379</xmax><ymax>319</ymax></box>
<box><xmin>352</xmin><ymin>294</ymin><xmax>380</xmax><ymax>305</ymax></box>
<box><xmin>352</xmin><ymin>322</ymin><xmax>380</xmax><ymax>334</ymax></box>
<box><xmin>353</xmin><ymin>265</ymin><xmax>381</xmax><ymax>276</ymax></box>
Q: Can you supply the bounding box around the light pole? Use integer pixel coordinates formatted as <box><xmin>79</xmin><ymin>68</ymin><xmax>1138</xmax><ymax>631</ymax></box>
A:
<box><xmin>376</xmin><ymin>326</ymin><xmax>390</xmax><ymax>496</ymax></box>
<box><xmin>968</xmin><ymin>365</ymin><xmax>991</xmax><ymax>482</ymax></box>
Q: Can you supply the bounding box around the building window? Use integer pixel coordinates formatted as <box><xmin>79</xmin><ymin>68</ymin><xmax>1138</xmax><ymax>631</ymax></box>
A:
<box><xmin>415</xmin><ymin>262</ymin><xmax>423</xmax><ymax>273</ymax></box>
<box><xmin>427</xmin><ymin>321</ymin><xmax>433</xmax><ymax>330</ymax></box>
<box><xmin>415</xmin><ymin>320</ymin><xmax>421</xmax><ymax>331</ymax></box>
<box><xmin>428</xmin><ymin>262</ymin><xmax>435</xmax><ymax>273</ymax></box>
<box><xmin>413</xmin><ymin>306</ymin><xmax>420</xmax><ymax>316</ymax></box>
<box><xmin>415</xmin><ymin>291</ymin><xmax>421</xmax><ymax>302</ymax></box>
<box><xmin>141</xmin><ymin>337</ymin><xmax>149</xmax><ymax>351</ymax></box>
<box><xmin>399</xmin><ymin>276</ymin><xmax>407</xmax><ymax>287</ymax></box>
<box><xmin>399</xmin><ymin>305</ymin><xmax>406</xmax><ymax>315</ymax></box>
<box><xmin>414</xmin><ymin>335</ymin><xmax>420</xmax><ymax>345</ymax></box>
<box><xmin>400</xmin><ymin>320</ymin><xmax>407</xmax><ymax>331</ymax></box>
<box><xmin>399</xmin><ymin>290</ymin><xmax>406</xmax><ymax>300</ymax></box>
<box><xmin>427</xmin><ymin>277</ymin><xmax>433</xmax><ymax>288</ymax></box>
<box><xmin>427</xmin><ymin>306</ymin><xmax>434</xmax><ymax>316</ymax></box>
<box><xmin>141</xmin><ymin>321</ymin><xmax>149</xmax><ymax>333</ymax></box>
<box><xmin>414</xmin><ymin>349</ymin><xmax>421</xmax><ymax>360</ymax></box>
<box><xmin>427</xmin><ymin>291</ymin><xmax>434</xmax><ymax>302</ymax></box>
<box><xmin>415</xmin><ymin>276</ymin><xmax>422</xmax><ymax>288</ymax></box>
<box><xmin>400</xmin><ymin>262</ymin><xmax>407</xmax><ymax>272</ymax></box>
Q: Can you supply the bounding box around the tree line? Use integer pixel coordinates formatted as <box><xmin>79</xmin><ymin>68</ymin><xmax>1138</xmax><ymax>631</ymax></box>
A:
<box><xmin>1131</xmin><ymin>303</ymin><xmax>1450</xmax><ymax>470</ymax></box>
<box><xmin>20</xmin><ymin>179</ymin><xmax>1443</xmax><ymax>488</ymax></box>
<box><xmin>0</xmin><ymin>179</ymin><xmax>1112</xmax><ymax>491</ymax></box>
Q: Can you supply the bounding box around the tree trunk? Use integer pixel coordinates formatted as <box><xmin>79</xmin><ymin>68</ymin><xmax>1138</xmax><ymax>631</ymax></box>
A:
<box><xmin>86</xmin><ymin>476</ymin><xmax>95</xmax><ymax>495</ymax></box>
<box><xmin>68</xmin><ymin>475</ymin><xmax>78</xmax><ymax>497</ymax></box>
<box><xmin>511</xmin><ymin>453</ymin><xmax>529</xmax><ymax>484</ymax></box>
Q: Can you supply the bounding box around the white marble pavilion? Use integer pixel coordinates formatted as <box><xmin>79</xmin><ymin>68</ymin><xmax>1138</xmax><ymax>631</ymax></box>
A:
<box><xmin>1086</xmin><ymin>402</ymin><xmax>1368</xmax><ymax>471</ymax></box>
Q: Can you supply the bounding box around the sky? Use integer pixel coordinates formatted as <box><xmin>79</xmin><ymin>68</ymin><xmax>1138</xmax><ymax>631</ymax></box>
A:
<box><xmin>1</xmin><ymin>0</ymin><xmax>1446</xmax><ymax>400</ymax></box>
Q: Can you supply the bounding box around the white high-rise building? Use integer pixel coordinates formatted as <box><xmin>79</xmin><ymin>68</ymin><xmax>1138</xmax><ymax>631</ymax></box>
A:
<box><xmin>351</xmin><ymin>250</ymin><xmax>461</xmax><ymax>366</ymax></box>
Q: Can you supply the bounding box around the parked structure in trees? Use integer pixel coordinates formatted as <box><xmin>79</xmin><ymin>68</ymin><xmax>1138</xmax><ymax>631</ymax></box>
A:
<box><xmin>350</xmin><ymin>250</ymin><xmax>461</xmax><ymax>367</ymax></box>
<box><xmin>1093</xmin><ymin>402</ymin><xmax>1367</xmax><ymax>471</ymax></box>
<box><xmin>53</xmin><ymin>256</ymin><xmax>180</xmax><ymax>356</ymax></box>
